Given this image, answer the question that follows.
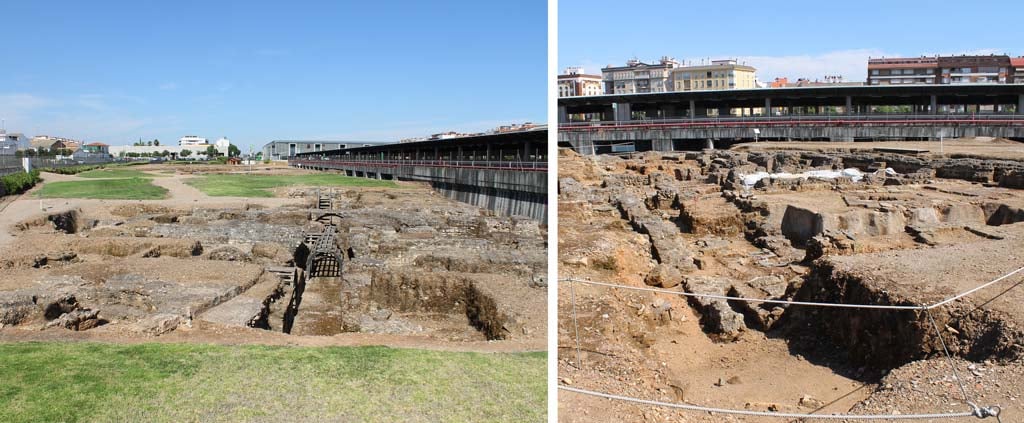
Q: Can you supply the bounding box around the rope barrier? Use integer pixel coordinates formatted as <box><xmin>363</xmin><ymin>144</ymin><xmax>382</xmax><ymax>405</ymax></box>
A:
<box><xmin>558</xmin><ymin>265</ymin><xmax>1020</xmax><ymax>420</ymax></box>
<box><xmin>561</xmin><ymin>277</ymin><xmax>926</xmax><ymax>310</ymax></box>
<box><xmin>559</xmin><ymin>385</ymin><xmax>984</xmax><ymax>420</ymax></box>
<box><xmin>561</xmin><ymin>265</ymin><xmax>1024</xmax><ymax>311</ymax></box>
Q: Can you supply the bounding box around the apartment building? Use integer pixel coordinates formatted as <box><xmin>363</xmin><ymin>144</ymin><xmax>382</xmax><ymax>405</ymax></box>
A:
<box><xmin>601</xmin><ymin>57</ymin><xmax>680</xmax><ymax>94</ymax></box>
<box><xmin>558</xmin><ymin>67</ymin><xmax>603</xmax><ymax>97</ymax></box>
<box><xmin>671</xmin><ymin>59</ymin><xmax>757</xmax><ymax>91</ymax></box>
<box><xmin>867</xmin><ymin>54</ymin><xmax>1012</xmax><ymax>85</ymax></box>
<box><xmin>1009</xmin><ymin>57</ymin><xmax>1024</xmax><ymax>83</ymax></box>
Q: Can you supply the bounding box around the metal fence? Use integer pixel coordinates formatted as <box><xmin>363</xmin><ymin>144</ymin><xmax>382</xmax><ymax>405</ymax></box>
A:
<box><xmin>0</xmin><ymin>155</ymin><xmax>118</xmax><ymax>178</ymax></box>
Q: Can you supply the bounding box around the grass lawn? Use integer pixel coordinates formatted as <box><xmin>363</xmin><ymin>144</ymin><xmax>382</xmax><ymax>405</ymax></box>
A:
<box><xmin>36</xmin><ymin>178</ymin><xmax>168</xmax><ymax>200</ymax></box>
<box><xmin>76</xmin><ymin>168</ymin><xmax>161</xmax><ymax>179</ymax></box>
<box><xmin>0</xmin><ymin>342</ymin><xmax>546</xmax><ymax>423</ymax></box>
<box><xmin>186</xmin><ymin>173</ymin><xmax>398</xmax><ymax>197</ymax></box>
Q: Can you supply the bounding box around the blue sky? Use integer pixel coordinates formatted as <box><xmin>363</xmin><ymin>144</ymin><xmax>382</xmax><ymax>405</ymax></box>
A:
<box><xmin>1</xmin><ymin>0</ymin><xmax>546</xmax><ymax>151</ymax></box>
<box><xmin>560</xmin><ymin>0</ymin><xmax>1021</xmax><ymax>84</ymax></box>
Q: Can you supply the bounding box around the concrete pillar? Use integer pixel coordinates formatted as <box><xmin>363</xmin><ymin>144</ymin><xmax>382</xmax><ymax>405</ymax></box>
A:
<box><xmin>764</xmin><ymin>98</ymin><xmax>772</xmax><ymax>116</ymax></box>
<box><xmin>689</xmin><ymin>100</ymin><xmax>696</xmax><ymax>118</ymax></box>
<box><xmin>486</xmin><ymin>144</ymin><xmax>492</xmax><ymax>161</ymax></box>
<box><xmin>705</xmin><ymin>139</ymin><xmax>715</xmax><ymax>150</ymax></box>
<box><xmin>22</xmin><ymin>157</ymin><xmax>31</xmax><ymax>173</ymax></box>
<box><xmin>930</xmin><ymin>95</ymin><xmax>938</xmax><ymax>115</ymax></box>
<box><xmin>1018</xmin><ymin>95</ymin><xmax>1024</xmax><ymax>114</ymax></box>
<box><xmin>652</xmin><ymin>139</ymin><xmax>673</xmax><ymax>151</ymax></box>
<box><xmin>558</xmin><ymin>105</ymin><xmax>568</xmax><ymax>123</ymax></box>
<box><xmin>614</xmin><ymin>102</ymin><xmax>632</xmax><ymax>121</ymax></box>
<box><xmin>846</xmin><ymin>96</ymin><xmax>853</xmax><ymax>115</ymax></box>
<box><xmin>522</xmin><ymin>141</ymin><xmax>531</xmax><ymax>161</ymax></box>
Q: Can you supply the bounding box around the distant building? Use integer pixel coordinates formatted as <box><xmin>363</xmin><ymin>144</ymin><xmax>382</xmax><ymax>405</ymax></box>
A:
<box><xmin>602</xmin><ymin>57</ymin><xmax>680</xmax><ymax>94</ymax></box>
<box><xmin>1012</xmin><ymin>57</ymin><xmax>1024</xmax><ymax>84</ymax></box>
<box><xmin>558</xmin><ymin>67</ymin><xmax>603</xmax><ymax>97</ymax></box>
<box><xmin>261</xmin><ymin>140</ymin><xmax>391</xmax><ymax>161</ymax></box>
<box><xmin>81</xmin><ymin>142</ymin><xmax>110</xmax><ymax>155</ymax></box>
<box><xmin>1</xmin><ymin>131</ymin><xmax>29</xmax><ymax>150</ymax></box>
<box><xmin>31</xmin><ymin>135</ymin><xmax>79</xmax><ymax>150</ymax></box>
<box><xmin>769</xmin><ymin>76</ymin><xmax>863</xmax><ymax>88</ymax></box>
<box><xmin>49</xmin><ymin>140</ymin><xmax>79</xmax><ymax>153</ymax></box>
<box><xmin>178</xmin><ymin>135</ymin><xmax>208</xmax><ymax>146</ymax></box>
<box><xmin>671</xmin><ymin>59</ymin><xmax>757</xmax><ymax>91</ymax></box>
<box><xmin>0</xmin><ymin>139</ymin><xmax>17</xmax><ymax>155</ymax></box>
<box><xmin>214</xmin><ymin>137</ymin><xmax>231</xmax><ymax>150</ymax></box>
<box><xmin>868</xmin><ymin>54</ymin><xmax>1013</xmax><ymax>85</ymax></box>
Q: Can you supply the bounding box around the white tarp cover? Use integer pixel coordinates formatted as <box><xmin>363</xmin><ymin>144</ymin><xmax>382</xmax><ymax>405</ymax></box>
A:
<box><xmin>740</xmin><ymin>168</ymin><xmax>873</xmax><ymax>187</ymax></box>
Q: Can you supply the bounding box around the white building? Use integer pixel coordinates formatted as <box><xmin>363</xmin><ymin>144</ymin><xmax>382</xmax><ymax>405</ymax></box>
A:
<box><xmin>214</xmin><ymin>137</ymin><xmax>231</xmax><ymax>151</ymax></box>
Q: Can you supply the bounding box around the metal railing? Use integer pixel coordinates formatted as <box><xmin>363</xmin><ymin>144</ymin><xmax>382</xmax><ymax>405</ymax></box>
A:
<box><xmin>560</xmin><ymin>113</ymin><xmax>1024</xmax><ymax>131</ymax></box>
<box><xmin>289</xmin><ymin>158</ymin><xmax>548</xmax><ymax>171</ymax></box>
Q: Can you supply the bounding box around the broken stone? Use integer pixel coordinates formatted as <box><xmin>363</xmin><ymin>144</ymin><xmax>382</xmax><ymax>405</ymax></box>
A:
<box><xmin>644</xmin><ymin>264</ymin><xmax>682</xmax><ymax>289</ymax></box>
<box><xmin>44</xmin><ymin>309</ymin><xmax>100</xmax><ymax>331</ymax></box>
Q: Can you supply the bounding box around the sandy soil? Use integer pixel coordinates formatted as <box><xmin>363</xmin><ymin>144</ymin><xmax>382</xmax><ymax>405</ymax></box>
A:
<box><xmin>0</xmin><ymin>164</ymin><xmax>546</xmax><ymax>354</ymax></box>
<box><xmin>557</xmin><ymin>144</ymin><xmax>1024</xmax><ymax>422</ymax></box>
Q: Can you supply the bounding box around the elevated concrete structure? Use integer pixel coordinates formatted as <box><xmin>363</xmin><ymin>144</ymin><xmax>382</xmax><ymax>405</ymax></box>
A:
<box><xmin>559</xmin><ymin>85</ymin><xmax>1024</xmax><ymax>153</ymax></box>
<box><xmin>290</xmin><ymin>130</ymin><xmax>548</xmax><ymax>222</ymax></box>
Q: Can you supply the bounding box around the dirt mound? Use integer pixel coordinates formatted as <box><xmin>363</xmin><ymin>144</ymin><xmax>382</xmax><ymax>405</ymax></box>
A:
<box><xmin>75</xmin><ymin>238</ymin><xmax>203</xmax><ymax>258</ymax></box>
<box><xmin>111</xmin><ymin>204</ymin><xmax>172</xmax><ymax>217</ymax></box>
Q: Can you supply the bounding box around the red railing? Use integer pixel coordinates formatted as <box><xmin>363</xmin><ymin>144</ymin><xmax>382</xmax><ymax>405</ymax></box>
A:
<box><xmin>560</xmin><ymin>114</ymin><xmax>1024</xmax><ymax>132</ymax></box>
<box><xmin>289</xmin><ymin>159</ymin><xmax>547</xmax><ymax>172</ymax></box>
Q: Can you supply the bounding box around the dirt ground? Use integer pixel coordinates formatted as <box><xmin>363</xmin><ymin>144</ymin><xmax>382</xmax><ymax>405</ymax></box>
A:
<box><xmin>558</xmin><ymin>138</ymin><xmax>1024</xmax><ymax>422</ymax></box>
<box><xmin>0</xmin><ymin>164</ymin><xmax>546</xmax><ymax>353</ymax></box>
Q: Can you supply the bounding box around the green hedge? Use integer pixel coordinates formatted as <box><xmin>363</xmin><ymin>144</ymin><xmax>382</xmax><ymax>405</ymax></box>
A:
<box><xmin>0</xmin><ymin>170</ymin><xmax>41</xmax><ymax>196</ymax></box>
<box><xmin>37</xmin><ymin>165</ymin><xmax>106</xmax><ymax>175</ymax></box>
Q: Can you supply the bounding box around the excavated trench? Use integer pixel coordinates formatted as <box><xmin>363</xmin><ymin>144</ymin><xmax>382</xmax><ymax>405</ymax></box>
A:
<box><xmin>248</xmin><ymin>243</ymin><xmax>510</xmax><ymax>340</ymax></box>
<box><xmin>596</xmin><ymin>151</ymin><xmax>1024</xmax><ymax>380</ymax></box>
<box><xmin>774</xmin><ymin>262</ymin><xmax>1024</xmax><ymax>372</ymax></box>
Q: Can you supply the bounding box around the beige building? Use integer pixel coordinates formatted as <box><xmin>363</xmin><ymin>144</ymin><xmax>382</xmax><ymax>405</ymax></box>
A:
<box><xmin>672</xmin><ymin>59</ymin><xmax>757</xmax><ymax>91</ymax></box>
<box><xmin>558</xmin><ymin>67</ymin><xmax>603</xmax><ymax>97</ymax></box>
<box><xmin>602</xmin><ymin>57</ymin><xmax>680</xmax><ymax>94</ymax></box>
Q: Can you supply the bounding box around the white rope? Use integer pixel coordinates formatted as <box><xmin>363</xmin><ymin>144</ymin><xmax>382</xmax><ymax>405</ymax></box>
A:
<box><xmin>927</xmin><ymin>266</ymin><xmax>1024</xmax><ymax>309</ymax></box>
<box><xmin>561</xmin><ymin>278</ymin><xmax>926</xmax><ymax>310</ymax></box>
<box><xmin>562</xmin><ymin>264</ymin><xmax>1024</xmax><ymax>311</ymax></box>
<box><xmin>559</xmin><ymin>385</ymin><xmax>981</xmax><ymax>420</ymax></box>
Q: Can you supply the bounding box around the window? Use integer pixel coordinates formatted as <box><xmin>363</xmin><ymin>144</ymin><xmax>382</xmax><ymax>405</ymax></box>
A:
<box><xmin>926</xmin><ymin>68</ymin><xmax>934</xmax><ymax>74</ymax></box>
<box><xmin>871</xmin><ymin>70</ymin><xmax>879</xmax><ymax>75</ymax></box>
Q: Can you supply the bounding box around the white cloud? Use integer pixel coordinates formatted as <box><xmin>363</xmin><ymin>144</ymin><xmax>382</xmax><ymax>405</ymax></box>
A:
<box><xmin>732</xmin><ymin>49</ymin><xmax>892</xmax><ymax>82</ymax></box>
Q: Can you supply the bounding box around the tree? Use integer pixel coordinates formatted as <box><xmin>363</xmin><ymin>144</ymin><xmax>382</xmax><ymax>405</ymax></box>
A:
<box><xmin>162</xmin><ymin>150</ymin><xmax>170</xmax><ymax>158</ymax></box>
<box><xmin>153</xmin><ymin>139</ymin><xmax>160</xmax><ymax>147</ymax></box>
<box><xmin>146</xmin><ymin>141</ymin><xmax>153</xmax><ymax>146</ymax></box>
<box><xmin>228</xmin><ymin>144</ymin><xmax>240</xmax><ymax>157</ymax></box>
<box><xmin>180</xmin><ymin>149</ymin><xmax>192</xmax><ymax>158</ymax></box>
<box><xmin>205</xmin><ymin>145</ymin><xmax>218</xmax><ymax>157</ymax></box>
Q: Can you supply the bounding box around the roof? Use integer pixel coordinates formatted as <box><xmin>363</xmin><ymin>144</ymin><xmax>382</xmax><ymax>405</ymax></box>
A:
<box><xmin>295</xmin><ymin>129</ymin><xmax>546</xmax><ymax>157</ymax></box>
<box><xmin>262</xmin><ymin>140</ymin><xmax>392</xmax><ymax>148</ymax></box>
<box><xmin>1012</xmin><ymin>58</ymin><xmax>1024</xmax><ymax>67</ymax></box>
<box><xmin>85</xmin><ymin>142</ymin><xmax>108</xmax><ymax>147</ymax></box>
<box><xmin>558</xmin><ymin>74</ymin><xmax>601</xmax><ymax>79</ymax></box>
